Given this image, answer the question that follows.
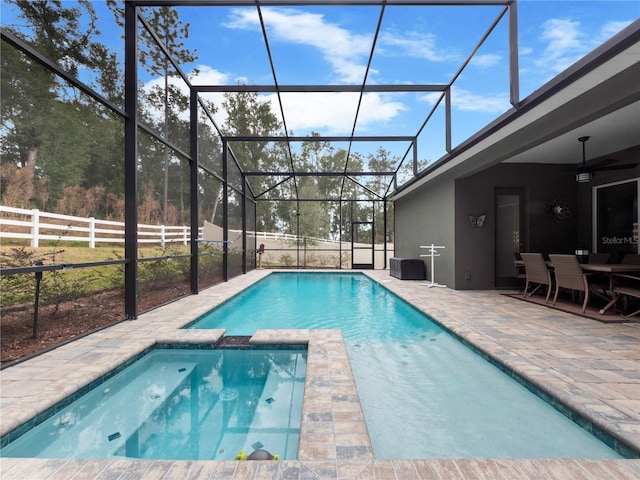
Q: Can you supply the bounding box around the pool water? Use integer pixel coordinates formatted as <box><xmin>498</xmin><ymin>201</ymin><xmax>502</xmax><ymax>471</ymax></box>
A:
<box><xmin>189</xmin><ymin>272</ymin><xmax>436</xmax><ymax>341</ymax></box>
<box><xmin>189</xmin><ymin>272</ymin><xmax>624</xmax><ymax>459</ymax></box>
<box><xmin>1</xmin><ymin>348</ymin><xmax>306</xmax><ymax>461</ymax></box>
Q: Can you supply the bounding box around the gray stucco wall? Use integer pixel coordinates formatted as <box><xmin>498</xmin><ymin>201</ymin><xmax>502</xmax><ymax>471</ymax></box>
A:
<box><xmin>454</xmin><ymin>163</ymin><xmax>580</xmax><ymax>290</ymax></box>
<box><xmin>394</xmin><ymin>163</ymin><xmax>581</xmax><ymax>290</ymax></box>
<box><xmin>394</xmin><ymin>145</ymin><xmax>639</xmax><ymax>290</ymax></box>
<box><xmin>393</xmin><ymin>173</ymin><xmax>456</xmax><ymax>287</ymax></box>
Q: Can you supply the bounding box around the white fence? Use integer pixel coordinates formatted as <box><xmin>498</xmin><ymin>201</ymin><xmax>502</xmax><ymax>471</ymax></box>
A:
<box><xmin>0</xmin><ymin>206</ymin><xmax>342</xmax><ymax>248</ymax></box>
<box><xmin>0</xmin><ymin>206</ymin><xmax>193</xmax><ymax>248</ymax></box>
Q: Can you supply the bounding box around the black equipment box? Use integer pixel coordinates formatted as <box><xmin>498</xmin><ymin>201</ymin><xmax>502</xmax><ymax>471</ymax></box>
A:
<box><xmin>390</xmin><ymin>258</ymin><xmax>426</xmax><ymax>280</ymax></box>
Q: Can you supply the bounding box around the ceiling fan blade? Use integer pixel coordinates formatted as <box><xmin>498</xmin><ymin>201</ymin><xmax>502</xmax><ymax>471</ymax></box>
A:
<box><xmin>588</xmin><ymin>158</ymin><xmax>617</xmax><ymax>169</ymax></box>
<box><xmin>592</xmin><ymin>163</ymin><xmax>638</xmax><ymax>171</ymax></box>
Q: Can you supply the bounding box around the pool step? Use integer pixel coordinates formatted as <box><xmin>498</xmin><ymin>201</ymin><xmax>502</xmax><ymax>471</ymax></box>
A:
<box><xmin>239</xmin><ymin>354</ymin><xmax>306</xmax><ymax>459</ymax></box>
<box><xmin>20</xmin><ymin>361</ymin><xmax>197</xmax><ymax>458</ymax></box>
<box><xmin>209</xmin><ymin>353</ymin><xmax>306</xmax><ymax>460</ymax></box>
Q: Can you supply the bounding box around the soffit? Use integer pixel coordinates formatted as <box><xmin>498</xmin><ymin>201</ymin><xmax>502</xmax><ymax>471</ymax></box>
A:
<box><xmin>392</xmin><ymin>26</ymin><xmax>640</xmax><ymax>201</ymax></box>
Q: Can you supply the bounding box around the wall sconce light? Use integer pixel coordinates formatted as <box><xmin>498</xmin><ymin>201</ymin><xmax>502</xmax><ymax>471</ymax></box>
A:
<box><xmin>469</xmin><ymin>214</ymin><xmax>486</xmax><ymax>228</ymax></box>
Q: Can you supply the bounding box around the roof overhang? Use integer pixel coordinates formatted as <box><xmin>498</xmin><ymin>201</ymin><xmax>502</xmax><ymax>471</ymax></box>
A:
<box><xmin>392</xmin><ymin>19</ymin><xmax>640</xmax><ymax>201</ymax></box>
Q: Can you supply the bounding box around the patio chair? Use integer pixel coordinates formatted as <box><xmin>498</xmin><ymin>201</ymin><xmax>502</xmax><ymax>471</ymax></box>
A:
<box><xmin>520</xmin><ymin>253</ymin><xmax>552</xmax><ymax>303</ymax></box>
<box><xmin>610</xmin><ymin>273</ymin><xmax>640</xmax><ymax>317</ymax></box>
<box><xmin>587</xmin><ymin>253</ymin><xmax>610</xmax><ymax>264</ymax></box>
<box><xmin>621</xmin><ymin>253</ymin><xmax>640</xmax><ymax>265</ymax></box>
<box><xmin>548</xmin><ymin>254</ymin><xmax>609</xmax><ymax>313</ymax></box>
<box><xmin>586</xmin><ymin>252</ymin><xmax>612</xmax><ymax>292</ymax></box>
<box><xmin>513</xmin><ymin>252</ymin><xmax>526</xmax><ymax>279</ymax></box>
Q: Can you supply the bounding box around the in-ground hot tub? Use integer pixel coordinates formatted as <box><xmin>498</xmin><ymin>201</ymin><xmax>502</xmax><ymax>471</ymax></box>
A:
<box><xmin>0</xmin><ymin>345</ymin><xmax>307</xmax><ymax>461</ymax></box>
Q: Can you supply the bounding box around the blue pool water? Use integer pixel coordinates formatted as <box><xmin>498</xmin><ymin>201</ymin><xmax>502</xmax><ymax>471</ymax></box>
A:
<box><xmin>189</xmin><ymin>272</ymin><xmax>625</xmax><ymax>459</ymax></box>
<box><xmin>1</xmin><ymin>348</ymin><xmax>306</xmax><ymax>460</ymax></box>
<box><xmin>190</xmin><ymin>272</ymin><xmax>435</xmax><ymax>341</ymax></box>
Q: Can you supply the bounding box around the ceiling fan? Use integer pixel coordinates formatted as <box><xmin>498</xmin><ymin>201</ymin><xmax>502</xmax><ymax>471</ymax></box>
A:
<box><xmin>575</xmin><ymin>136</ymin><xmax>638</xmax><ymax>183</ymax></box>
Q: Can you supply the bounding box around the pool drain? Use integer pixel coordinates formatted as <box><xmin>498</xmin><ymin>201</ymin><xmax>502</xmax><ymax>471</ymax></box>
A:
<box><xmin>219</xmin><ymin>388</ymin><xmax>238</xmax><ymax>401</ymax></box>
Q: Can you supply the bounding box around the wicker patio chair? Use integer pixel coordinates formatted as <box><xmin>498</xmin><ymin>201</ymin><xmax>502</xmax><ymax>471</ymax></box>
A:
<box><xmin>513</xmin><ymin>252</ymin><xmax>526</xmax><ymax>279</ymax></box>
<box><xmin>548</xmin><ymin>254</ymin><xmax>609</xmax><ymax>313</ymax></box>
<box><xmin>621</xmin><ymin>253</ymin><xmax>640</xmax><ymax>265</ymax></box>
<box><xmin>610</xmin><ymin>273</ymin><xmax>640</xmax><ymax>317</ymax></box>
<box><xmin>520</xmin><ymin>253</ymin><xmax>552</xmax><ymax>303</ymax></box>
<box><xmin>587</xmin><ymin>252</ymin><xmax>611</xmax><ymax>289</ymax></box>
<box><xmin>587</xmin><ymin>253</ymin><xmax>610</xmax><ymax>264</ymax></box>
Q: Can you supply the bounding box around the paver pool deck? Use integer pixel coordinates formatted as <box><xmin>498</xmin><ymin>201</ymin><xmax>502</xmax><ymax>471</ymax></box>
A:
<box><xmin>1</xmin><ymin>269</ymin><xmax>639</xmax><ymax>479</ymax></box>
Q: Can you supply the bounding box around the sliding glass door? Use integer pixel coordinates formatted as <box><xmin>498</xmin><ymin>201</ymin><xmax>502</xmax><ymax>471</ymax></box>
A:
<box><xmin>594</xmin><ymin>178</ymin><xmax>639</xmax><ymax>260</ymax></box>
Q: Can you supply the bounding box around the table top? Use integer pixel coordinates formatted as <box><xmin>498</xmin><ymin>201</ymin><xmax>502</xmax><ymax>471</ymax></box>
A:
<box><xmin>580</xmin><ymin>263</ymin><xmax>640</xmax><ymax>273</ymax></box>
<box><xmin>514</xmin><ymin>260</ymin><xmax>640</xmax><ymax>274</ymax></box>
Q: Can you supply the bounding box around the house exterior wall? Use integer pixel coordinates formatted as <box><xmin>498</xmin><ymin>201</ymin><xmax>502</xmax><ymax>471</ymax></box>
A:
<box><xmin>395</xmin><ymin>164</ymin><xmax>581</xmax><ymax>290</ymax></box>
<box><xmin>394</xmin><ymin>173</ymin><xmax>456</xmax><ymax>287</ymax></box>
<box><xmin>454</xmin><ymin>163</ymin><xmax>579</xmax><ymax>290</ymax></box>
<box><xmin>395</xmin><ymin>149</ymin><xmax>639</xmax><ymax>291</ymax></box>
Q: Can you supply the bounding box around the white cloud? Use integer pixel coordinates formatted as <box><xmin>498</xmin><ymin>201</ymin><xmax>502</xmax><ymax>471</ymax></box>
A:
<box><xmin>597</xmin><ymin>20</ymin><xmax>633</xmax><ymax>43</ymax></box>
<box><xmin>190</xmin><ymin>65</ymin><xmax>231</xmax><ymax>86</ymax></box>
<box><xmin>142</xmin><ymin>65</ymin><xmax>233</xmax><ymax>124</ymax></box>
<box><xmin>379</xmin><ymin>30</ymin><xmax>456</xmax><ymax>62</ymax></box>
<box><xmin>271</xmin><ymin>92</ymin><xmax>406</xmax><ymax>135</ymax></box>
<box><xmin>140</xmin><ymin>65</ymin><xmax>405</xmax><ymax>134</ymax></box>
<box><xmin>542</xmin><ymin>18</ymin><xmax>584</xmax><ymax>51</ymax></box>
<box><xmin>451</xmin><ymin>88</ymin><xmax>510</xmax><ymax>113</ymax></box>
<box><xmin>142</xmin><ymin>65</ymin><xmax>229</xmax><ymax>103</ymax></box>
<box><xmin>190</xmin><ymin>66</ymin><xmax>234</xmax><ymax>123</ymax></box>
<box><xmin>470</xmin><ymin>53</ymin><xmax>501</xmax><ymax>69</ymax></box>
<box><xmin>225</xmin><ymin>8</ymin><xmax>372</xmax><ymax>83</ymax></box>
<box><xmin>359</xmin><ymin>93</ymin><xmax>408</xmax><ymax>128</ymax></box>
<box><xmin>529</xmin><ymin>17</ymin><xmax>633</xmax><ymax>77</ymax></box>
<box><xmin>516</xmin><ymin>16</ymin><xmax>634</xmax><ymax>94</ymax></box>
<box><xmin>535</xmin><ymin>18</ymin><xmax>586</xmax><ymax>73</ymax></box>
<box><xmin>420</xmin><ymin>92</ymin><xmax>446</xmax><ymax>108</ymax></box>
<box><xmin>420</xmin><ymin>87</ymin><xmax>510</xmax><ymax>114</ymax></box>
<box><xmin>520</xmin><ymin>46</ymin><xmax>534</xmax><ymax>56</ymax></box>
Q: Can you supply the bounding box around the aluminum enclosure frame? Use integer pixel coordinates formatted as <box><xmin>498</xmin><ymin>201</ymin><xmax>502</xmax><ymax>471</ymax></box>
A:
<box><xmin>2</xmin><ymin>1</ymin><xmax>522</xmax><ymax>320</ymax></box>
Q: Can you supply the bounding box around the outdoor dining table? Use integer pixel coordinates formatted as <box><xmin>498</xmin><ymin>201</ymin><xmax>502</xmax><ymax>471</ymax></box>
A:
<box><xmin>513</xmin><ymin>260</ymin><xmax>640</xmax><ymax>314</ymax></box>
<box><xmin>579</xmin><ymin>263</ymin><xmax>640</xmax><ymax>314</ymax></box>
<box><xmin>580</xmin><ymin>263</ymin><xmax>640</xmax><ymax>284</ymax></box>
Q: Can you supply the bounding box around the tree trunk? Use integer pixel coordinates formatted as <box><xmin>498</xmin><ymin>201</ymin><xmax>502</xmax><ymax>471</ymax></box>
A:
<box><xmin>210</xmin><ymin>183</ymin><xmax>223</xmax><ymax>224</ymax></box>
<box><xmin>26</xmin><ymin>146</ymin><xmax>39</xmax><ymax>168</ymax></box>
<box><xmin>162</xmin><ymin>70</ymin><xmax>170</xmax><ymax>224</ymax></box>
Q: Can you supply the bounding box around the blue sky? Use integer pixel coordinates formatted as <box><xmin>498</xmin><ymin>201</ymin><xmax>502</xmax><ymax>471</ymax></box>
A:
<box><xmin>3</xmin><ymin>0</ymin><xmax>638</xmax><ymax>163</ymax></box>
<box><xmin>159</xmin><ymin>1</ymin><xmax>638</xmax><ymax>162</ymax></box>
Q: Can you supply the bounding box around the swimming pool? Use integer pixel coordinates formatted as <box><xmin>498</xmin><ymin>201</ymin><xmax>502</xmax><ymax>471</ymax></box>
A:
<box><xmin>188</xmin><ymin>272</ymin><xmax>626</xmax><ymax>459</ymax></box>
<box><xmin>1</xmin><ymin>347</ymin><xmax>306</xmax><ymax>461</ymax></box>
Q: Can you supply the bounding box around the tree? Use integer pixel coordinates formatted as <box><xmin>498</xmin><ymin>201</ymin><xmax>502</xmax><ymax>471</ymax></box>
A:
<box><xmin>1</xmin><ymin>0</ymin><xmax>125</xmax><ymax>212</ymax></box>
<box><xmin>360</xmin><ymin>147</ymin><xmax>392</xmax><ymax>243</ymax></box>
<box><xmin>193</xmin><ymin>100</ymin><xmax>226</xmax><ymax>228</ymax></box>
<box><xmin>2</xmin><ymin>0</ymin><xmax>104</xmax><ymax>169</ymax></box>
<box><xmin>221</xmin><ymin>90</ymin><xmax>285</xmax><ymax>231</ymax></box>
<box><xmin>222</xmin><ymin>90</ymin><xmax>283</xmax><ymax>171</ymax></box>
<box><xmin>137</xmin><ymin>6</ymin><xmax>198</xmax><ymax>224</ymax></box>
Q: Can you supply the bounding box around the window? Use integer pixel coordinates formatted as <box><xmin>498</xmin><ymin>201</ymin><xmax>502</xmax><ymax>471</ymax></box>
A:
<box><xmin>594</xmin><ymin>179</ymin><xmax>639</xmax><ymax>258</ymax></box>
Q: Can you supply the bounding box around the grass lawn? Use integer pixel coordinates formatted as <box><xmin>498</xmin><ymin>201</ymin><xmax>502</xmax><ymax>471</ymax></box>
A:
<box><xmin>0</xmin><ymin>243</ymin><xmax>193</xmax><ymax>308</ymax></box>
<box><xmin>0</xmin><ymin>243</ymin><xmax>192</xmax><ymax>265</ymax></box>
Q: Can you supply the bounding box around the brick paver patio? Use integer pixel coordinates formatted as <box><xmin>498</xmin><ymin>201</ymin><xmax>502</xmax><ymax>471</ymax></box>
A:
<box><xmin>1</xmin><ymin>270</ymin><xmax>639</xmax><ymax>479</ymax></box>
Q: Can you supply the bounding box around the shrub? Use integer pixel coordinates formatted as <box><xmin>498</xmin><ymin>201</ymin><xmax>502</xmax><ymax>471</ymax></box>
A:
<box><xmin>0</xmin><ymin>246</ymin><xmax>91</xmax><ymax>316</ymax></box>
<box><xmin>0</xmin><ymin>247</ymin><xmax>44</xmax><ymax>306</ymax></box>
<box><xmin>279</xmin><ymin>253</ymin><xmax>294</xmax><ymax>267</ymax></box>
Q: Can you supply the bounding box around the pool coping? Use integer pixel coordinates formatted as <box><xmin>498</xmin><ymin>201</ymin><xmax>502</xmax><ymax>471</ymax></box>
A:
<box><xmin>1</xmin><ymin>269</ymin><xmax>640</xmax><ymax>479</ymax></box>
<box><xmin>0</xmin><ymin>271</ymin><xmax>374</xmax><ymax>465</ymax></box>
<box><xmin>1</xmin><ymin>330</ymin><xmax>373</xmax><ymax>464</ymax></box>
